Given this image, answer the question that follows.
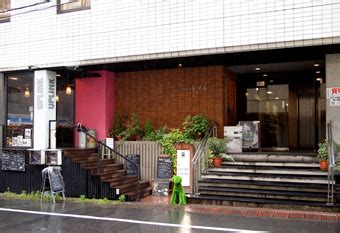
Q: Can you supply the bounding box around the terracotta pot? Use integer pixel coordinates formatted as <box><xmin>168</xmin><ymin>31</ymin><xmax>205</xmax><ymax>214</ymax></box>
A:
<box><xmin>213</xmin><ymin>157</ymin><xmax>222</xmax><ymax>167</ymax></box>
<box><xmin>320</xmin><ymin>160</ymin><xmax>328</xmax><ymax>171</ymax></box>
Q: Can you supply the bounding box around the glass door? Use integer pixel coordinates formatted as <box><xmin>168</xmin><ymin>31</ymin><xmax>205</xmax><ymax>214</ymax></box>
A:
<box><xmin>246</xmin><ymin>84</ymin><xmax>289</xmax><ymax>149</ymax></box>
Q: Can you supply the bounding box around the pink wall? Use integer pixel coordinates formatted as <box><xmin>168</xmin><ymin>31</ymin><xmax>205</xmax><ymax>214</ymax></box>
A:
<box><xmin>75</xmin><ymin>70</ymin><xmax>115</xmax><ymax>144</ymax></box>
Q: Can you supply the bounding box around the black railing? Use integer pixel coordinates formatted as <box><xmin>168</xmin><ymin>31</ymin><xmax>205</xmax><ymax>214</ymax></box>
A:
<box><xmin>48</xmin><ymin>120</ymin><xmax>141</xmax><ymax>201</ymax></box>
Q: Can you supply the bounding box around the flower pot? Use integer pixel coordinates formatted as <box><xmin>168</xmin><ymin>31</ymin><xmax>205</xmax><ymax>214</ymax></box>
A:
<box><xmin>213</xmin><ymin>157</ymin><xmax>222</xmax><ymax>167</ymax></box>
<box><xmin>320</xmin><ymin>160</ymin><xmax>328</xmax><ymax>171</ymax></box>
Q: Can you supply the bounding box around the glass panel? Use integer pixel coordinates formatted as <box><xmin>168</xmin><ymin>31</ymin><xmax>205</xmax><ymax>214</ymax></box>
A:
<box><xmin>56</xmin><ymin>76</ymin><xmax>74</xmax><ymax>147</ymax></box>
<box><xmin>6</xmin><ymin>73</ymin><xmax>34</xmax><ymax>147</ymax></box>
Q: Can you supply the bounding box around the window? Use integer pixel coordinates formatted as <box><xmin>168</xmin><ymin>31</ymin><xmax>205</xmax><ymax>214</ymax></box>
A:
<box><xmin>57</xmin><ymin>0</ymin><xmax>90</xmax><ymax>14</ymax></box>
<box><xmin>6</xmin><ymin>73</ymin><xmax>34</xmax><ymax>147</ymax></box>
<box><xmin>0</xmin><ymin>0</ymin><xmax>10</xmax><ymax>23</ymax></box>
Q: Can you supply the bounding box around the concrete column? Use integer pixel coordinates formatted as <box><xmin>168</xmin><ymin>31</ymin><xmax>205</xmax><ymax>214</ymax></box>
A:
<box><xmin>326</xmin><ymin>54</ymin><xmax>340</xmax><ymax>144</ymax></box>
<box><xmin>33</xmin><ymin>70</ymin><xmax>57</xmax><ymax>150</ymax></box>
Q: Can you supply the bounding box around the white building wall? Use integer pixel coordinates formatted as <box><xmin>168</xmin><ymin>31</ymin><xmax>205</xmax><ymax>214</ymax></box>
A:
<box><xmin>1</xmin><ymin>0</ymin><xmax>340</xmax><ymax>71</ymax></box>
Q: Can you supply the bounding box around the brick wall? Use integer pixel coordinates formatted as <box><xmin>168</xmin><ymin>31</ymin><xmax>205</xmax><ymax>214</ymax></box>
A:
<box><xmin>115</xmin><ymin>66</ymin><xmax>227</xmax><ymax>136</ymax></box>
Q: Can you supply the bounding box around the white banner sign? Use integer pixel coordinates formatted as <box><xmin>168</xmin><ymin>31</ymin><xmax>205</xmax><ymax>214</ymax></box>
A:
<box><xmin>176</xmin><ymin>150</ymin><xmax>190</xmax><ymax>187</ymax></box>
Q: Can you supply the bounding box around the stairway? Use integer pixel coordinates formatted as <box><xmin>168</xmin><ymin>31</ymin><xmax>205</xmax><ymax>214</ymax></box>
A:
<box><xmin>188</xmin><ymin>152</ymin><xmax>338</xmax><ymax>210</ymax></box>
<box><xmin>63</xmin><ymin>148</ymin><xmax>152</xmax><ymax>201</ymax></box>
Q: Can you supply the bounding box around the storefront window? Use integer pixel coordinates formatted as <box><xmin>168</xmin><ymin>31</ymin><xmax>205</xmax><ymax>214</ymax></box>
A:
<box><xmin>57</xmin><ymin>0</ymin><xmax>91</xmax><ymax>14</ymax></box>
<box><xmin>6</xmin><ymin>73</ymin><xmax>33</xmax><ymax>147</ymax></box>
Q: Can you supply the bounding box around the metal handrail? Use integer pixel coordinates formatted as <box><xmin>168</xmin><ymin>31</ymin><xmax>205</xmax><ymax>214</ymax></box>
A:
<box><xmin>48</xmin><ymin>120</ymin><xmax>141</xmax><ymax>202</ymax></box>
<box><xmin>327</xmin><ymin>121</ymin><xmax>335</xmax><ymax>205</ymax></box>
<box><xmin>192</xmin><ymin>123</ymin><xmax>216</xmax><ymax>195</ymax></box>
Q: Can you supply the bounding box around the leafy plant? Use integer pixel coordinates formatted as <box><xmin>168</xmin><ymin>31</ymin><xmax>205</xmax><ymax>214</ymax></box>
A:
<box><xmin>143</xmin><ymin>126</ymin><xmax>167</xmax><ymax>141</ymax></box>
<box><xmin>183</xmin><ymin>115</ymin><xmax>210</xmax><ymax>139</ymax></box>
<box><xmin>158</xmin><ymin>128</ymin><xmax>194</xmax><ymax>174</ymax></box>
<box><xmin>317</xmin><ymin>140</ymin><xmax>328</xmax><ymax>161</ymax></box>
<box><xmin>207</xmin><ymin>137</ymin><xmax>234</xmax><ymax>160</ymax></box>
<box><xmin>119</xmin><ymin>113</ymin><xmax>144</xmax><ymax>143</ymax></box>
<box><xmin>108</xmin><ymin>113</ymin><xmax>128</xmax><ymax>138</ymax></box>
<box><xmin>118</xmin><ymin>194</ymin><xmax>126</xmax><ymax>203</ymax></box>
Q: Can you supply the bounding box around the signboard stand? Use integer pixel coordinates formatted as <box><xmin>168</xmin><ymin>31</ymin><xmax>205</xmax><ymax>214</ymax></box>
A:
<box><xmin>41</xmin><ymin>166</ymin><xmax>65</xmax><ymax>204</ymax></box>
<box><xmin>152</xmin><ymin>154</ymin><xmax>172</xmax><ymax>196</ymax></box>
<box><xmin>175</xmin><ymin>144</ymin><xmax>193</xmax><ymax>194</ymax></box>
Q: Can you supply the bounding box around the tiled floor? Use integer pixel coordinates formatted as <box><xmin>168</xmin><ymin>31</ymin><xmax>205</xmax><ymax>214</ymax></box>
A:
<box><xmin>140</xmin><ymin>195</ymin><xmax>340</xmax><ymax>222</ymax></box>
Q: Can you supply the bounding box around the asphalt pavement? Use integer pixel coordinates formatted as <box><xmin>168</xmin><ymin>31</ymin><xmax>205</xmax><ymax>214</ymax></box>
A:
<box><xmin>0</xmin><ymin>198</ymin><xmax>339</xmax><ymax>233</ymax></box>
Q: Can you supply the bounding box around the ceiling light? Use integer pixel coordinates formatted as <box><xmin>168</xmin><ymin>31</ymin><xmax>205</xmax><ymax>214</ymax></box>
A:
<box><xmin>314</xmin><ymin>63</ymin><xmax>320</xmax><ymax>67</ymax></box>
<box><xmin>66</xmin><ymin>86</ymin><xmax>72</xmax><ymax>95</ymax></box>
<box><xmin>255</xmin><ymin>67</ymin><xmax>261</xmax><ymax>71</ymax></box>
<box><xmin>178</xmin><ymin>63</ymin><xmax>182</xmax><ymax>68</ymax></box>
<box><xmin>275</xmin><ymin>97</ymin><xmax>279</xmax><ymax>100</ymax></box>
<box><xmin>56</xmin><ymin>74</ymin><xmax>61</xmax><ymax>77</ymax></box>
<box><xmin>9</xmin><ymin>77</ymin><xmax>18</xmax><ymax>80</ymax></box>
<box><xmin>316</xmin><ymin>78</ymin><xmax>323</xmax><ymax>83</ymax></box>
<box><xmin>24</xmin><ymin>88</ymin><xmax>30</xmax><ymax>98</ymax></box>
<box><xmin>245</xmin><ymin>92</ymin><xmax>248</xmax><ymax>96</ymax></box>
<box><xmin>266</xmin><ymin>91</ymin><xmax>273</xmax><ymax>94</ymax></box>
<box><xmin>263</xmin><ymin>74</ymin><xmax>268</xmax><ymax>77</ymax></box>
<box><xmin>55</xmin><ymin>95</ymin><xmax>59</xmax><ymax>102</ymax></box>
<box><xmin>315</xmin><ymin>71</ymin><xmax>320</xmax><ymax>74</ymax></box>
<box><xmin>255</xmin><ymin>88</ymin><xmax>259</xmax><ymax>91</ymax></box>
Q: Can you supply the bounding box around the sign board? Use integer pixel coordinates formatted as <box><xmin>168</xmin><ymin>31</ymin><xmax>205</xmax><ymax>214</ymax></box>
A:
<box><xmin>224</xmin><ymin>126</ymin><xmax>243</xmax><ymax>153</ymax></box>
<box><xmin>176</xmin><ymin>150</ymin><xmax>191</xmax><ymax>187</ymax></box>
<box><xmin>156</xmin><ymin>155</ymin><xmax>172</xmax><ymax>179</ymax></box>
<box><xmin>1</xmin><ymin>149</ymin><xmax>26</xmax><ymax>171</ymax></box>
<box><xmin>106</xmin><ymin>138</ymin><xmax>114</xmax><ymax>149</ymax></box>
<box><xmin>327</xmin><ymin>87</ymin><xmax>340</xmax><ymax>98</ymax></box>
<box><xmin>239</xmin><ymin>121</ymin><xmax>260</xmax><ymax>151</ymax></box>
<box><xmin>41</xmin><ymin>166</ymin><xmax>65</xmax><ymax>203</ymax></box>
<box><xmin>125</xmin><ymin>154</ymin><xmax>140</xmax><ymax>176</ymax></box>
<box><xmin>330</xmin><ymin>98</ymin><xmax>340</xmax><ymax>106</ymax></box>
<box><xmin>46</xmin><ymin>149</ymin><xmax>62</xmax><ymax>165</ymax></box>
<box><xmin>28</xmin><ymin>150</ymin><xmax>45</xmax><ymax>165</ymax></box>
<box><xmin>151</xmin><ymin>178</ymin><xmax>170</xmax><ymax>196</ymax></box>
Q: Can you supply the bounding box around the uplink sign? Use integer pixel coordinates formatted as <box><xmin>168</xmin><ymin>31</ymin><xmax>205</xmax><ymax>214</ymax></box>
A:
<box><xmin>34</xmin><ymin>70</ymin><xmax>57</xmax><ymax>150</ymax></box>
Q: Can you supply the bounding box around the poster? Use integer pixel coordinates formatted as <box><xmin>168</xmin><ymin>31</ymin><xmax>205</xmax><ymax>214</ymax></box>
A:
<box><xmin>176</xmin><ymin>150</ymin><xmax>190</xmax><ymax>187</ymax></box>
<box><xmin>224</xmin><ymin>126</ymin><xmax>243</xmax><ymax>153</ymax></box>
<box><xmin>239</xmin><ymin>121</ymin><xmax>260</xmax><ymax>151</ymax></box>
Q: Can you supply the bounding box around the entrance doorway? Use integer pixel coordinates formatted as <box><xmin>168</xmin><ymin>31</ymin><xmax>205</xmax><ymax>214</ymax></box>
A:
<box><xmin>231</xmin><ymin>61</ymin><xmax>325</xmax><ymax>151</ymax></box>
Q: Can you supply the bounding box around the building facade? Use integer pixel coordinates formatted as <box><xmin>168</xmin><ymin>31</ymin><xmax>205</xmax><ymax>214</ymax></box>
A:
<box><xmin>1</xmin><ymin>0</ymin><xmax>340</xmax><ymax>151</ymax></box>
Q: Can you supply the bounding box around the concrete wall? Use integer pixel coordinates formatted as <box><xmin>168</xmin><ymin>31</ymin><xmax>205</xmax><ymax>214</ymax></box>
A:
<box><xmin>326</xmin><ymin>54</ymin><xmax>340</xmax><ymax>144</ymax></box>
<box><xmin>1</xmin><ymin>0</ymin><xmax>340</xmax><ymax>71</ymax></box>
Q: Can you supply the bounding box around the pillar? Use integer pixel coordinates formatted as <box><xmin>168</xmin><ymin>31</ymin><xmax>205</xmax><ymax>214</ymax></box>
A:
<box><xmin>33</xmin><ymin>70</ymin><xmax>57</xmax><ymax>150</ymax></box>
<box><xmin>0</xmin><ymin>73</ymin><xmax>4</xmax><ymax>148</ymax></box>
<box><xmin>75</xmin><ymin>70</ymin><xmax>115</xmax><ymax>144</ymax></box>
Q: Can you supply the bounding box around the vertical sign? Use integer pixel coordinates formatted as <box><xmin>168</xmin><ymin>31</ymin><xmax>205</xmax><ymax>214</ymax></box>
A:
<box><xmin>177</xmin><ymin>150</ymin><xmax>191</xmax><ymax>187</ymax></box>
<box><xmin>34</xmin><ymin>70</ymin><xmax>57</xmax><ymax>150</ymax></box>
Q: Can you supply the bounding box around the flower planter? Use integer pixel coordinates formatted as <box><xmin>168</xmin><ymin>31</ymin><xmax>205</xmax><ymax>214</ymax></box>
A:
<box><xmin>320</xmin><ymin>160</ymin><xmax>328</xmax><ymax>171</ymax></box>
<box><xmin>213</xmin><ymin>157</ymin><xmax>222</xmax><ymax>167</ymax></box>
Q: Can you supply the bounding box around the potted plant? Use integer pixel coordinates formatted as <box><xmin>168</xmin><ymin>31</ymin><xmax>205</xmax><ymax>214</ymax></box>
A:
<box><xmin>108</xmin><ymin>113</ymin><xmax>128</xmax><ymax>140</ymax></box>
<box><xmin>208</xmin><ymin>137</ymin><xmax>234</xmax><ymax>167</ymax></box>
<box><xmin>317</xmin><ymin>140</ymin><xmax>328</xmax><ymax>171</ymax></box>
<box><xmin>120</xmin><ymin>113</ymin><xmax>144</xmax><ymax>142</ymax></box>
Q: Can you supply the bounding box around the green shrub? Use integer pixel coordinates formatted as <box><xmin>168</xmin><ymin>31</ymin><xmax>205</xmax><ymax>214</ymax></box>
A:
<box><xmin>183</xmin><ymin>115</ymin><xmax>210</xmax><ymax>139</ymax></box>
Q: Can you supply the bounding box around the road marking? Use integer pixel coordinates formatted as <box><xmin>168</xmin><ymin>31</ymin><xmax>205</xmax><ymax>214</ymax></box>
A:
<box><xmin>0</xmin><ymin>207</ymin><xmax>267</xmax><ymax>233</ymax></box>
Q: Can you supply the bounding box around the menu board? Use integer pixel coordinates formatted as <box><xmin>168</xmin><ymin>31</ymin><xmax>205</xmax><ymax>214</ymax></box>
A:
<box><xmin>49</xmin><ymin>168</ymin><xmax>64</xmax><ymax>192</ymax></box>
<box><xmin>1</xmin><ymin>149</ymin><xmax>26</xmax><ymax>171</ymax></box>
<box><xmin>156</xmin><ymin>155</ymin><xmax>172</xmax><ymax>179</ymax></box>
<box><xmin>125</xmin><ymin>154</ymin><xmax>140</xmax><ymax>176</ymax></box>
<box><xmin>151</xmin><ymin>179</ymin><xmax>169</xmax><ymax>196</ymax></box>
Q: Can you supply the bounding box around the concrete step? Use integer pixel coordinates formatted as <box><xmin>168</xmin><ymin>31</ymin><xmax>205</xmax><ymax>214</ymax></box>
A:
<box><xmin>116</xmin><ymin>181</ymin><xmax>150</xmax><ymax>194</ymax></box>
<box><xmin>201</xmin><ymin>173</ymin><xmax>332</xmax><ymax>185</ymax></box>
<box><xmin>109</xmin><ymin>176</ymin><xmax>137</xmax><ymax>188</ymax></box>
<box><xmin>198</xmin><ymin>180</ymin><xmax>328</xmax><ymax>193</ymax></box>
<box><xmin>222</xmin><ymin>161</ymin><xmax>320</xmax><ymax>168</ymax></box>
<box><xmin>208</xmin><ymin>167</ymin><xmax>327</xmax><ymax>176</ymax></box>
<box><xmin>230</xmin><ymin>153</ymin><xmax>318</xmax><ymax>163</ymax></box>
<box><xmin>197</xmin><ymin>187</ymin><xmax>328</xmax><ymax>202</ymax></box>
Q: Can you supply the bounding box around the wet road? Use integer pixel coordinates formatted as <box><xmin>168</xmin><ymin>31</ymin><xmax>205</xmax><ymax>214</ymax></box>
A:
<box><xmin>0</xmin><ymin>199</ymin><xmax>339</xmax><ymax>233</ymax></box>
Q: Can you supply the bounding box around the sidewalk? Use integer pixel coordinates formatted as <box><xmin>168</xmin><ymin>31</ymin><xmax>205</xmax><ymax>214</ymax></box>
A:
<box><xmin>140</xmin><ymin>195</ymin><xmax>340</xmax><ymax>222</ymax></box>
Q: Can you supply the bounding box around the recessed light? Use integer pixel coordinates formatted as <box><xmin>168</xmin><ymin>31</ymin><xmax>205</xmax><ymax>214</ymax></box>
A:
<box><xmin>255</xmin><ymin>67</ymin><xmax>261</xmax><ymax>71</ymax></box>
<box><xmin>269</xmin><ymin>80</ymin><xmax>274</xmax><ymax>83</ymax></box>
<box><xmin>315</xmin><ymin>71</ymin><xmax>320</xmax><ymax>74</ymax></box>
<box><xmin>9</xmin><ymin>77</ymin><xmax>18</xmax><ymax>80</ymax></box>
<box><xmin>266</xmin><ymin>91</ymin><xmax>273</xmax><ymax>94</ymax></box>
<box><xmin>275</xmin><ymin>97</ymin><xmax>279</xmax><ymax>100</ymax></box>
<box><xmin>263</xmin><ymin>74</ymin><xmax>268</xmax><ymax>77</ymax></box>
<box><xmin>314</xmin><ymin>63</ymin><xmax>320</xmax><ymax>67</ymax></box>
<box><xmin>316</xmin><ymin>78</ymin><xmax>323</xmax><ymax>83</ymax></box>
<box><xmin>256</xmin><ymin>88</ymin><xmax>259</xmax><ymax>91</ymax></box>
<box><xmin>245</xmin><ymin>92</ymin><xmax>249</xmax><ymax>96</ymax></box>
<box><xmin>178</xmin><ymin>63</ymin><xmax>182</xmax><ymax>68</ymax></box>
<box><xmin>56</xmin><ymin>74</ymin><xmax>61</xmax><ymax>77</ymax></box>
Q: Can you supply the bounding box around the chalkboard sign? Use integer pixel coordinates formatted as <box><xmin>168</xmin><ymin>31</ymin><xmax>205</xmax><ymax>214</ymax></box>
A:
<box><xmin>157</xmin><ymin>155</ymin><xmax>172</xmax><ymax>179</ymax></box>
<box><xmin>1</xmin><ymin>149</ymin><xmax>26</xmax><ymax>171</ymax></box>
<box><xmin>49</xmin><ymin>168</ymin><xmax>64</xmax><ymax>192</ymax></box>
<box><xmin>125</xmin><ymin>154</ymin><xmax>140</xmax><ymax>176</ymax></box>
<box><xmin>151</xmin><ymin>178</ymin><xmax>170</xmax><ymax>196</ymax></box>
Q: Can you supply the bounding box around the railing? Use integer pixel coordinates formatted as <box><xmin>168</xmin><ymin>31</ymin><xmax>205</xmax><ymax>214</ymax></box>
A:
<box><xmin>48</xmin><ymin>120</ymin><xmax>141</xmax><ymax>201</ymax></box>
<box><xmin>327</xmin><ymin>121</ymin><xmax>335</xmax><ymax>205</ymax></box>
<box><xmin>191</xmin><ymin>124</ymin><xmax>216</xmax><ymax>195</ymax></box>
